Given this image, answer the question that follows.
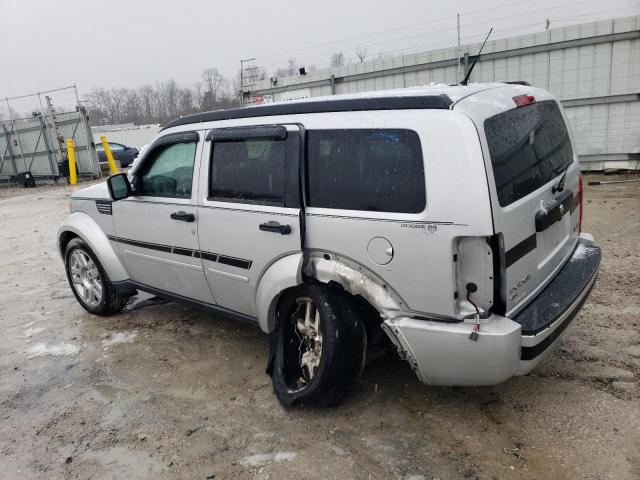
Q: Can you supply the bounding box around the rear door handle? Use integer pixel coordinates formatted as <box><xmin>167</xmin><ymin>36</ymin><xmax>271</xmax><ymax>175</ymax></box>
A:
<box><xmin>170</xmin><ymin>211</ymin><xmax>195</xmax><ymax>222</ymax></box>
<box><xmin>259</xmin><ymin>221</ymin><xmax>291</xmax><ymax>235</ymax></box>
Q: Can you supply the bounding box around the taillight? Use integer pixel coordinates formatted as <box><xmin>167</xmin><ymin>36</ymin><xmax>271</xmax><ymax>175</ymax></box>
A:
<box><xmin>578</xmin><ymin>174</ymin><xmax>584</xmax><ymax>233</ymax></box>
<box><xmin>512</xmin><ymin>95</ymin><xmax>535</xmax><ymax>107</ymax></box>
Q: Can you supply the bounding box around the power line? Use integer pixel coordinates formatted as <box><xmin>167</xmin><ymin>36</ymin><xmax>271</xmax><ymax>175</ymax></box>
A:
<box><xmin>252</xmin><ymin>0</ymin><xmax>534</xmax><ymax>61</ymax></box>
<box><xmin>253</xmin><ymin>0</ymin><xmax>622</xmax><ymax>71</ymax></box>
<box><xmin>386</xmin><ymin>5</ymin><xmax>637</xmax><ymax>60</ymax></box>
<box><xmin>304</xmin><ymin>21</ymin><xmax>547</xmax><ymax>71</ymax></box>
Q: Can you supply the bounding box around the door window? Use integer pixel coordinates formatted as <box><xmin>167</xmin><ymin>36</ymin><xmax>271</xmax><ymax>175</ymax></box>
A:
<box><xmin>139</xmin><ymin>142</ymin><xmax>197</xmax><ymax>198</ymax></box>
<box><xmin>306</xmin><ymin>129</ymin><xmax>425</xmax><ymax>213</ymax></box>
<box><xmin>209</xmin><ymin>139</ymin><xmax>286</xmax><ymax>206</ymax></box>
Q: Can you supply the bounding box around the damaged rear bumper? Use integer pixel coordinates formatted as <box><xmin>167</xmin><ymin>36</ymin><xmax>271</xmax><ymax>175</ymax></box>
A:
<box><xmin>382</xmin><ymin>234</ymin><xmax>601</xmax><ymax>386</ymax></box>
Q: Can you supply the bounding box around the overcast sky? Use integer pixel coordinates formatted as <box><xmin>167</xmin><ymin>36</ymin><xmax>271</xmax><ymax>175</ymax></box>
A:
<box><xmin>1</xmin><ymin>0</ymin><xmax>638</xmax><ymax>111</ymax></box>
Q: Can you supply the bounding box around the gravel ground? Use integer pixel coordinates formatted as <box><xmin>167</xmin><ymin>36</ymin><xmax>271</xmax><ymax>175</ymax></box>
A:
<box><xmin>0</xmin><ymin>174</ymin><xmax>638</xmax><ymax>480</ymax></box>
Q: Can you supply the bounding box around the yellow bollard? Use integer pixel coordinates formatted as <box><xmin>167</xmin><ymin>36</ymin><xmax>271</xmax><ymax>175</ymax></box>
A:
<box><xmin>100</xmin><ymin>135</ymin><xmax>119</xmax><ymax>175</ymax></box>
<box><xmin>67</xmin><ymin>139</ymin><xmax>77</xmax><ymax>185</ymax></box>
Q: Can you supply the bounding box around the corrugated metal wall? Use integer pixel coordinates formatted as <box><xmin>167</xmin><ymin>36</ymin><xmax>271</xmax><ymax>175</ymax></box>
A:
<box><xmin>244</xmin><ymin>15</ymin><xmax>640</xmax><ymax>170</ymax></box>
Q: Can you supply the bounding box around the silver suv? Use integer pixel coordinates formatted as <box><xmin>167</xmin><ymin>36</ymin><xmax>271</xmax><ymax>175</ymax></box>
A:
<box><xmin>58</xmin><ymin>83</ymin><xmax>601</xmax><ymax>406</ymax></box>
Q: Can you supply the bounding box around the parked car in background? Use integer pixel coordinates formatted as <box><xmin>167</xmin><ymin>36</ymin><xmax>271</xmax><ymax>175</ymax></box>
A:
<box><xmin>96</xmin><ymin>142</ymin><xmax>139</xmax><ymax>168</ymax></box>
<box><xmin>59</xmin><ymin>83</ymin><xmax>601</xmax><ymax>407</ymax></box>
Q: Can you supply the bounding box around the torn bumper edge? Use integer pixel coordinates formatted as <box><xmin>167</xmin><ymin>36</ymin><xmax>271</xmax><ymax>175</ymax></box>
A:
<box><xmin>382</xmin><ymin>315</ymin><xmax>521</xmax><ymax>386</ymax></box>
<box><xmin>382</xmin><ymin>234</ymin><xmax>601</xmax><ymax>386</ymax></box>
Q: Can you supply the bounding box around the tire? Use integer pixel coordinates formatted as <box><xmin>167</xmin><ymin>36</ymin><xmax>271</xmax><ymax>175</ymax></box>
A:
<box><xmin>64</xmin><ymin>237</ymin><xmax>127</xmax><ymax>316</ymax></box>
<box><xmin>270</xmin><ymin>282</ymin><xmax>365</xmax><ymax>407</ymax></box>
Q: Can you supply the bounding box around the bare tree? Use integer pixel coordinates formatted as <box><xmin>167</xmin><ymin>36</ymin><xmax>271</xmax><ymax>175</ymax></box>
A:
<box><xmin>162</xmin><ymin>79</ymin><xmax>179</xmax><ymax>119</ymax></box>
<box><xmin>84</xmin><ymin>68</ymin><xmax>240</xmax><ymax>126</ymax></box>
<box><xmin>201</xmin><ymin>67</ymin><xmax>225</xmax><ymax>104</ymax></box>
<box><xmin>355</xmin><ymin>46</ymin><xmax>368</xmax><ymax>63</ymax></box>
<box><xmin>139</xmin><ymin>84</ymin><xmax>155</xmax><ymax>122</ymax></box>
<box><xmin>286</xmin><ymin>58</ymin><xmax>298</xmax><ymax>76</ymax></box>
<box><xmin>192</xmin><ymin>82</ymin><xmax>204</xmax><ymax>111</ymax></box>
<box><xmin>178</xmin><ymin>88</ymin><xmax>194</xmax><ymax>114</ymax></box>
<box><xmin>274</xmin><ymin>67</ymin><xmax>290</xmax><ymax>78</ymax></box>
<box><xmin>122</xmin><ymin>89</ymin><xmax>141</xmax><ymax>124</ymax></box>
<box><xmin>330</xmin><ymin>52</ymin><xmax>346</xmax><ymax>67</ymax></box>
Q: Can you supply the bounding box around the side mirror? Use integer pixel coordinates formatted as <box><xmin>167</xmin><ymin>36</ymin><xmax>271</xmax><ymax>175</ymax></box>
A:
<box><xmin>107</xmin><ymin>173</ymin><xmax>132</xmax><ymax>201</ymax></box>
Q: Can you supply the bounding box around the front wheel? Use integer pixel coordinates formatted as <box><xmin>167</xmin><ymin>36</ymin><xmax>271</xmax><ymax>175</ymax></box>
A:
<box><xmin>64</xmin><ymin>237</ymin><xmax>126</xmax><ymax>316</ymax></box>
<box><xmin>270</xmin><ymin>283</ymin><xmax>365</xmax><ymax>407</ymax></box>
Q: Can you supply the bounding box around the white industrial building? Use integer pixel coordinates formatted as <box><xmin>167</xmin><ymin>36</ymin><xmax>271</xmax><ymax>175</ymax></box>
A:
<box><xmin>241</xmin><ymin>15</ymin><xmax>640</xmax><ymax>170</ymax></box>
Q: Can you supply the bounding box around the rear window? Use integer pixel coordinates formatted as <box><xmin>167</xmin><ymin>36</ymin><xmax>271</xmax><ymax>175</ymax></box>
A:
<box><xmin>484</xmin><ymin>100</ymin><xmax>573</xmax><ymax>207</ymax></box>
<box><xmin>306</xmin><ymin>129</ymin><xmax>425</xmax><ymax>213</ymax></box>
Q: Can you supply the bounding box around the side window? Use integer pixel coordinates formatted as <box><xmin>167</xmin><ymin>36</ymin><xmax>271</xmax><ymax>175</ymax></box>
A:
<box><xmin>306</xmin><ymin>129</ymin><xmax>425</xmax><ymax>213</ymax></box>
<box><xmin>209</xmin><ymin>139</ymin><xmax>286</xmax><ymax>206</ymax></box>
<box><xmin>109</xmin><ymin>143</ymin><xmax>125</xmax><ymax>151</ymax></box>
<box><xmin>138</xmin><ymin>142</ymin><xmax>197</xmax><ymax>198</ymax></box>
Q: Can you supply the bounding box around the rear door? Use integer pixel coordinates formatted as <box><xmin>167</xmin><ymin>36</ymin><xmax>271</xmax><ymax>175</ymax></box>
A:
<box><xmin>457</xmin><ymin>88</ymin><xmax>580</xmax><ymax>316</ymax></box>
<box><xmin>196</xmin><ymin>125</ymin><xmax>303</xmax><ymax>317</ymax></box>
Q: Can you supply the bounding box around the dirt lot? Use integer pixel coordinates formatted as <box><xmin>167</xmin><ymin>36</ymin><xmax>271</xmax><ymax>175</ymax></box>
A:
<box><xmin>1</xmin><ymin>174</ymin><xmax>639</xmax><ymax>480</ymax></box>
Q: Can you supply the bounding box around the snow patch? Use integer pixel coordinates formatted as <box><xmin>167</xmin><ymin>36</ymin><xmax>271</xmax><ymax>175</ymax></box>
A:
<box><xmin>240</xmin><ymin>451</ymin><xmax>298</xmax><ymax>467</ymax></box>
<box><xmin>21</xmin><ymin>326</ymin><xmax>45</xmax><ymax>338</ymax></box>
<box><xmin>28</xmin><ymin>342</ymin><xmax>79</xmax><ymax>358</ymax></box>
<box><xmin>102</xmin><ymin>331</ymin><xmax>137</xmax><ymax>348</ymax></box>
<box><xmin>571</xmin><ymin>244</ymin><xmax>596</xmax><ymax>260</ymax></box>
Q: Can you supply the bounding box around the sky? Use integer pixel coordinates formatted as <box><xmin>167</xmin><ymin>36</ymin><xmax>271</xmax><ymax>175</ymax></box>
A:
<box><xmin>0</xmin><ymin>0</ymin><xmax>638</xmax><ymax>112</ymax></box>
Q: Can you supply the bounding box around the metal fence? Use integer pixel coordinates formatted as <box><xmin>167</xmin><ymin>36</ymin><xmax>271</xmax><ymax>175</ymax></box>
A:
<box><xmin>0</xmin><ymin>106</ymin><xmax>99</xmax><ymax>185</ymax></box>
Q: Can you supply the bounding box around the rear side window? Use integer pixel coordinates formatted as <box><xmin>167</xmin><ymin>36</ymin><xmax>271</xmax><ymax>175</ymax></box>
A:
<box><xmin>484</xmin><ymin>100</ymin><xmax>573</xmax><ymax>207</ymax></box>
<box><xmin>306</xmin><ymin>129</ymin><xmax>425</xmax><ymax>213</ymax></box>
<box><xmin>210</xmin><ymin>139</ymin><xmax>286</xmax><ymax>205</ymax></box>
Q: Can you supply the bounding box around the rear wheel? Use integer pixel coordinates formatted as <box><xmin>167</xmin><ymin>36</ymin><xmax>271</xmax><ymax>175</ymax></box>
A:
<box><xmin>64</xmin><ymin>237</ymin><xmax>126</xmax><ymax>316</ymax></box>
<box><xmin>270</xmin><ymin>283</ymin><xmax>365</xmax><ymax>407</ymax></box>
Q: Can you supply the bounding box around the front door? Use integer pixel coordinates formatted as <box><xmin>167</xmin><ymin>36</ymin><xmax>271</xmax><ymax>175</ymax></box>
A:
<box><xmin>197</xmin><ymin>125</ymin><xmax>303</xmax><ymax>317</ymax></box>
<box><xmin>111</xmin><ymin>131</ymin><xmax>215</xmax><ymax>304</ymax></box>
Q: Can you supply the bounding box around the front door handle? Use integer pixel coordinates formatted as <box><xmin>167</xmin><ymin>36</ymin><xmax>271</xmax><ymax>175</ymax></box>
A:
<box><xmin>259</xmin><ymin>221</ymin><xmax>291</xmax><ymax>235</ymax></box>
<box><xmin>170</xmin><ymin>211</ymin><xmax>195</xmax><ymax>222</ymax></box>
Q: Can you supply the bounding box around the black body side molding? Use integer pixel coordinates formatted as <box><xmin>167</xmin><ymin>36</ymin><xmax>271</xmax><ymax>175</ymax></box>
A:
<box><xmin>505</xmin><ymin>234</ymin><xmax>537</xmax><ymax>268</ymax></box>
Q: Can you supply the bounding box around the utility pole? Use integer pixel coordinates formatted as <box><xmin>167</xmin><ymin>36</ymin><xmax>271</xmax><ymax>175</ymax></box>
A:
<box><xmin>546</xmin><ymin>18</ymin><xmax>551</xmax><ymax>89</ymax></box>
<box><xmin>240</xmin><ymin>59</ymin><xmax>244</xmax><ymax>104</ymax></box>
<box><xmin>239</xmin><ymin>57</ymin><xmax>257</xmax><ymax>105</ymax></box>
<box><xmin>457</xmin><ymin>13</ymin><xmax>462</xmax><ymax>83</ymax></box>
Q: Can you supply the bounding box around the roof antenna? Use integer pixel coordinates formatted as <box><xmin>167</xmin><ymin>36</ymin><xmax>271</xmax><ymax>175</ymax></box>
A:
<box><xmin>460</xmin><ymin>28</ymin><xmax>493</xmax><ymax>86</ymax></box>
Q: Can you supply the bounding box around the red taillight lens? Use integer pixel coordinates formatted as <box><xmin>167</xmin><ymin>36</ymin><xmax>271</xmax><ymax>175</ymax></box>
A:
<box><xmin>578</xmin><ymin>174</ymin><xmax>584</xmax><ymax>233</ymax></box>
<box><xmin>513</xmin><ymin>95</ymin><xmax>535</xmax><ymax>107</ymax></box>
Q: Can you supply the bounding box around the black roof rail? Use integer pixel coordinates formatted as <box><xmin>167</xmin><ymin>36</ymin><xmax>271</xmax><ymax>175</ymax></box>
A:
<box><xmin>161</xmin><ymin>94</ymin><xmax>453</xmax><ymax>131</ymax></box>
<box><xmin>504</xmin><ymin>81</ymin><xmax>531</xmax><ymax>86</ymax></box>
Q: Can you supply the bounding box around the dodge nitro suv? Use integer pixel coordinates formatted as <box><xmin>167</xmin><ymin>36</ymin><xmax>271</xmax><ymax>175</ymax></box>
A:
<box><xmin>58</xmin><ymin>83</ymin><xmax>601</xmax><ymax>406</ymax></box>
